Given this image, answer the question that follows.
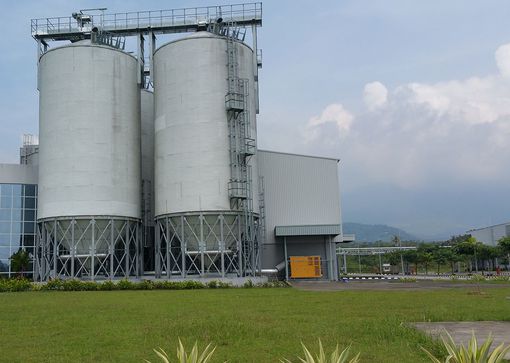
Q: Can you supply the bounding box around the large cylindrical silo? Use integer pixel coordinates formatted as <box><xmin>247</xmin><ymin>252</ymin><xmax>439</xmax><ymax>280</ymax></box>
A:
<box><xmin>37</xmin><ymin>41</ymin><xmax>142</xmax><ymax>281</ymax></box>
<box><xmin>153</xmin><ymin>31</ymin><xmax>259</xmax><ymax>278</ymax></box>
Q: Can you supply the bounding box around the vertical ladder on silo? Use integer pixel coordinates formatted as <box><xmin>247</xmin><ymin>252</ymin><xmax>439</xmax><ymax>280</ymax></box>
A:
<box><xmin>225</xmin><ymin>23</ymin><xmax>257</xmax><ymax>276</ymax></box>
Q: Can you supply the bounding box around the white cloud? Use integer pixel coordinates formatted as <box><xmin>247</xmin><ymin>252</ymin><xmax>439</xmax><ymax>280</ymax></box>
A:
<box><xmin>300</xmin><ymin>43</ymin><xmax>510</xmax><ymax>190</ymax></box>
<box><xmin>495</xmin><ymin>43</ymin><xmax>510</xmax><ymax>77</ymax></box>
<box><xmin>363</xmin><ymin>81</ymin><xmax>388</xmax><ymax>110</ymax></box>
<box><xmin>303</xmin><ymin>103</ymin><xmax>353</xmax><ymax>144</ymax></box>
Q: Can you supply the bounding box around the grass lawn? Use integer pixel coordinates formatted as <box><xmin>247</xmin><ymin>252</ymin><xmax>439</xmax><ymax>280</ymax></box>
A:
<box><xmin>0</xmin><ymin>285</ymin><xmax>509</xmax><ymax>362</ymax></box>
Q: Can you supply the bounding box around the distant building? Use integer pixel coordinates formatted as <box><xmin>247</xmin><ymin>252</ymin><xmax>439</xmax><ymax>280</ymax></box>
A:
<box><xmin>468</xmin><ymin>222</ymin><xmax>510</xmax><ymax>246</ymax></box>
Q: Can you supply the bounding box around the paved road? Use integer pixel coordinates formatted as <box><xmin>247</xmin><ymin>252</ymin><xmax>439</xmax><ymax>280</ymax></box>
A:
<box><xmin>291</xmin><ymin>280</ymin><xmax>510</xmax><ymax>291</ymax></box>
<box><xmin>413</xmin><ymin>322</ymin><xmax>510</xmax><ymax>359</ymax></box>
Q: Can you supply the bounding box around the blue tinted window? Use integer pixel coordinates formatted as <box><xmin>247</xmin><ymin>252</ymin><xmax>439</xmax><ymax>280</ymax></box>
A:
<box><xmin>24</xmin><ymin>185</ymin><xmax>36</xmax><ymax>197</ymax></box>
<box><xmin>0</xmin><ymin>222</ymin><xmax>10</xmax><ymax>234</ymax></box>
<box><xmin>24</xmin><ymin>210</ymin><xmax>36</xmax><ymax>222</ymax></box>
<box><xmin>11</xmin><ymin>209</ymin><xmax>21</xmax><ymax>221</ymax></box>
<box><xmin>0</xmin><ymin>234</ymin><xmax>10</xmax><ymax>248</ymax></box>
<box><xmin>23</xmin><ymin>222</ymin><xmax>35</xmax><ymax>234</ymax></box>
<box><xmin>23</xmin><ymin>235</ymin><xmax>35</xmax><ymax>247</ymax></box>
<box><xmin>0</xmin><ymin>184</ymin><xmax>12</xmax><ymax>196</ymax></box>
<box><xmin>0</xmin><ymin>197</ymin><xmax>11</xmax><ymax>208</ymax></box>
<box><xmin>11</xmin><ymin>239</ymin><xmax>22</xmax><ymax>251</ymax></box>
<box><xmin>11</xmin><ymin>222</ymin><xmax>21</xmax><ymax>233</ymax></box>
<box><xmin>0</xmin><ymin>248</ymin><xmax>10</xmax><ymax>260</ymax></box>
<box><xmin>12</xmin><ymin>196</ymin><xmax>22</xmax><ymax>208</ymax></box>
<box><xmin>0</xmin><ymin>259</ymin><xmax>9</xmax><ymax>272</ymax></box>
<box><xmin>0</xmin><ymin>184</ymin><xmax>38</xmax><ymax>277</ymax></box>
<box><xmin>10</xmin><ymin>233</ymin><xmax>21</xmax><ymax>245</ymax></box>
<box><xmin>0</xmin><ymin>209</ymin><xmax>10</xmax><ymax>221</ymax></box>
<box><xmin>12</xmin><ymin>184</ymin><xmax>22</xmax><ymax>196</ymax></box>
<box><xmin>24</xmin><ymin>197</ymin><xmax>36</xmax><ymax>209</ymax></box>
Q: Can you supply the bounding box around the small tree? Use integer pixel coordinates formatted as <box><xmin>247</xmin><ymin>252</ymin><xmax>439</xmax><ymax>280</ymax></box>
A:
<box><xmin>432</xmin><ymin>247</ymin><xmax>448</xmax><ymax>275</ymax></box>
<box><xmin>404</xmin><ymin>250</ymin><xmax>419</xmax><ymax>274</ymax></box>
<box><xmin>498</xmin><ymin>237</ymin><xmax>510</xmax><ymax>271</ymax></box>
<box><xmin>419</xmin><ymin>252</ymin><xmax>434</xmax><ymax>275</ymax></box>
<box><xmin>10</xmin><ymin>249</ymin><xmax>30</xmax><ymax>278</ymax></box>
<box><xmin>453</xmin><ymin>236</ymin><xmax>481</xmax><ymax>272</ymax></box>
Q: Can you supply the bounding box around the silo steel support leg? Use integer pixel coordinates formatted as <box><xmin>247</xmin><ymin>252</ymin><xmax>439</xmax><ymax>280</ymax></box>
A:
<box><xmin>181</xmin><ymin>216</ymin><xmax>186</xmax><ymax>278</ymax></box>
<box><xmin>155</xmin><ymin>220</ymin><xmax>161</xmax><ymax>278</ymax></box>
<box><xmin>70</xmin><ymin>219</ymin><xmax>75</xmax><ymax>278</ymax></box>
<box><xmin>53</xmin><ymin>219</ymin><xmax>57</xmax><ymax>279</ymax></box>
<box><xmin>220</xmin><ymin>216</ymin><xmax>225</xmax><ymax>278</ymax></box>
<box><xmin>138</xmin><ymin>222</ymin><xmax>143</xmax><ymax>277</ymax></box>
<box><xmin>200</xmin><ymin>215</ymin><xmax>205</xmax><ymax>276</ymax></box>
<box><xmin>134</xmin><ymin>222</ymin><xmax>139</xmax><ymax>276</ymax></box>
<box><xmin>166</xmin><ymin>218</ymin><xmax>170</xmax><ymax>279</ymax></box>
<box><xmin>91</xmin><ymin>219</ymin><xmax>96</xmax><ymax>281</ymax></box>
<box><xmin>35</xmin><ymin>224</ymin><xmax>41</xmax><ymax>281</ymax></box>
<box><xmin>110</xmin><ymin>219</ymin><xmax>115</xmax><ymax>279</ymax></box>
<box><xmin>125</xmin><ymin>221</ymin><xmax>129</xmax><ymax>277</ymax></box>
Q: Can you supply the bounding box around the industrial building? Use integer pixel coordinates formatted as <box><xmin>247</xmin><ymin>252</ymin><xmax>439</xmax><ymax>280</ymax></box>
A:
<box><xmin>468</xmin><ymin>222</ymin><xmax>510</xmax><ymax>246</ymax></box>
<box><xmin>0</xmin><ymin>3</ymin><xmax>349</xmax><ymax>281</ymax></box>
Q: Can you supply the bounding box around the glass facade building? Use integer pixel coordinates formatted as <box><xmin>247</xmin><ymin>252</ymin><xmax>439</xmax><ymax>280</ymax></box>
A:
<box><xmin>0</xmin><ymin>184</ymin><xmax>37</xmax><ymax>277</ymax></box>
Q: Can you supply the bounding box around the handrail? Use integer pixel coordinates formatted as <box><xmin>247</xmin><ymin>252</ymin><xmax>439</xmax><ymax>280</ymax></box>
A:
<box><xmin>31</xmin><ymin>3</ymin><xmax>262</xmax><ymax>39</ymax></box>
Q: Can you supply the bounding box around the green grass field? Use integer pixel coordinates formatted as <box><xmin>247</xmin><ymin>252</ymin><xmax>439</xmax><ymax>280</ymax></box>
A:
<box><xmin>0</xmin><ymin>285</ymin><xmax>509</xmax><ymax>362</ymax></box>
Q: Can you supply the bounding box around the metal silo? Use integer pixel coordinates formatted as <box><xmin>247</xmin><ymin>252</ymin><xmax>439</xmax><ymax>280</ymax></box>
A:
<box><xmin>154</xmin><ymin>31</ymin><xmax>260</xmax><ymax>278</ymax></box>
<box><xmin>37</xmin><ymin>40</ymin><xmax>142</xmax><ymax>280</ymax></box>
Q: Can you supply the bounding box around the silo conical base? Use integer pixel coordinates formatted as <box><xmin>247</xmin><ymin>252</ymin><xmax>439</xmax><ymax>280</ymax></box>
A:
<box><xmin>35</xmin><ymin>217</ymin><xmax>142</xmax><ymax>281</ymax></box>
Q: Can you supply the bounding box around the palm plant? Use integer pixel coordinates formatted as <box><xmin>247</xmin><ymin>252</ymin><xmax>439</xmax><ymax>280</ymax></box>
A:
<box><xmin>146</xmin><ymin>339</ymin><xmax>218</xmax><ymax>363</ymax></box>
<box><xmin>281</xmin><ymin>339</ymin><xmax>360</xmax><ymax>363</ymax></box>
<box><xmin>422</xmin><ymin>331</ymin><xmax>510</xmax><ymax>363</ymax></box>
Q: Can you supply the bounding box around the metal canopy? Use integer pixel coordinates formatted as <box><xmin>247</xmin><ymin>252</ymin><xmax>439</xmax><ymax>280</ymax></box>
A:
<box><xmin>31</xmin><ymin>3</ymin><xmax>262</xmax><ymax>41</ymax></box>
<box><xmin>336</xmin><ymin>246</ymin><xmax>417</xmax><ymax>256</ymax></box>
<box><xmin>275</xmin><ymin>224</ymin><xmax>342</xmax><ymax>237</ymax></box>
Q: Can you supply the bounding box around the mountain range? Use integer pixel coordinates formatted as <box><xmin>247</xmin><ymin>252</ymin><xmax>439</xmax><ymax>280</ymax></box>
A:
<box><xmin>343</xmin><ymin>222</ymin><xmax>417</xmax><ymax>243</ymax></box>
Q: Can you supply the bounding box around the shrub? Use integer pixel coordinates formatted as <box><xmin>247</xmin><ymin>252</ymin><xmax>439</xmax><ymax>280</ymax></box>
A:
<box><xmin>61</xmin><ymin>279</ymin><xmax>84</xmax><ymax>291</ymax></box>
<box><xmin>206</xmin><ymin>280</ymin><xmax>219</xmax><ymax>289</ymax></box>
<box><xmin>281</xmin><ymin>339</ymin><xmax>360</xmax><ymax>363</ymax></box>
<box><xmin>216</xmin><ymin>281</ymin><xmax>232</xmax><ymax>288</ymax></box>
<box><xmin>117</xmin><ymin>279</ymin><xmax>134</xmax><ymax>290</ymax></box>
<box><xmin>137</xmin><ymin>280</ymin><xmax>155</xmax><ymax>290</ymax></box>
<box><xmin>0</xmin><ymin>276</ymin><xmax>289</xmax><ymax>293</ymax></box>
<box><xmin>42</xmin><ymin>278</ymin><xmax>64</xmax><ymax>291</ymax></box>
<box><xmin>256</xmin><ymin>281</ymin><xmax>291</xmax><ymax>288</ymax></box>
<box><xmin>181</xmin><ymin>280</ymin><xmax>206</xmax><ymax>289</ymax></box>
<box><xmin>0</xmin><ymin>278</ymin><xmax>32</xmax><ymax>292</ymax></box>
<box><xmin>80</xmin><ymin>281</ymin><xmax>99</xmax><ymax>291</ymax></box>
<box><xmin>153</xmin><ymin>280</ymin><xmax>183</xmax><ymax>290</ymax></box>
<box><xmin>243</xmin><ymin>279</ymin><xmax>254</xmax><ymax>288</ymax></box>
<box><xmin>99</xmin><ymin>280</ymin><xmax>116</xmax><ymax>291</ymax></box>
<box><xmin>146</xmin><ymin>339</ymin><xmax>218</xmax><ymax>363</ymax></box>
<box><xmin>421</xmin><ymin>331</ymin><xmax>510</xmax><ymax>363</ymax></box>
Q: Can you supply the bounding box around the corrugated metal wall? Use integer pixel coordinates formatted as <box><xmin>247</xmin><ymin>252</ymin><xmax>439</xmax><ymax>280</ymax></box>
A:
<box><xmin>470</xmin><ymin>223</ymin><xmax>510</xmax><ymax>246</ymax></box>
<box><xmin>258</xmin><ymin>150</ymin><xmax>342</xmax><ymax>269</ymax></box>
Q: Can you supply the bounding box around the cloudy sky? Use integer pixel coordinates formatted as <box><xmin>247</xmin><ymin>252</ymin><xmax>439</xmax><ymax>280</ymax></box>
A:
<box><xmin>1</xmin><ymin>1</ymin><xmax>510</xmax><ymax>238</ymax></box>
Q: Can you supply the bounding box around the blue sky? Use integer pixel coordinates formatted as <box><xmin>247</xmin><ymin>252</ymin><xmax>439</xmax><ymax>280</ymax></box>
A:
<box><xmin>1</xmin><ymin>1</ymin><xmax>510</xmax><ymax>238</ymax></box>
